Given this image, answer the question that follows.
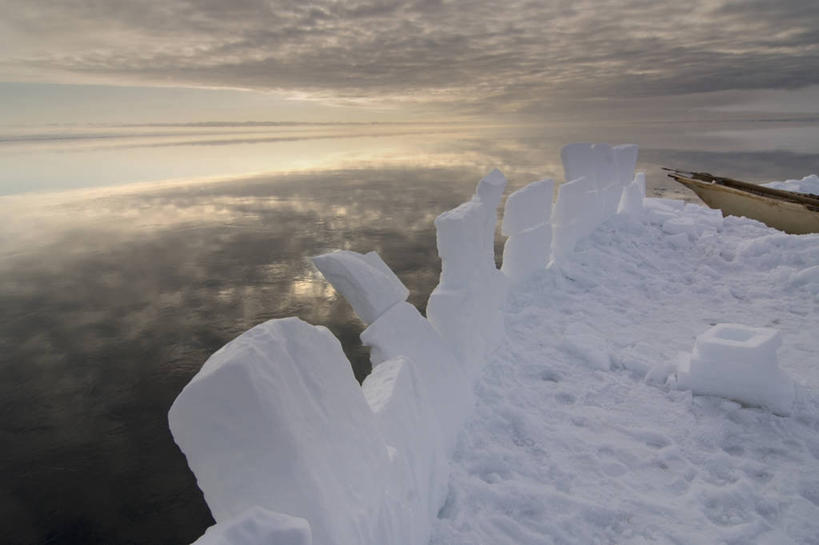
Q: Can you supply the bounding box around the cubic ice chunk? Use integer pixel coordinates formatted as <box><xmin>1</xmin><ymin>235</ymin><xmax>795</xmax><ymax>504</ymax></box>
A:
<box><xmin>312</xmin><ymin>250</ymin><xmax>408</xmax><ymax>325</ymax></box>
<box><xmin>591</xmin><ymin>143</ymin><xmax>615</xmax><ymax>187</ymax></box>
<box><xmin>502</xmin><ymin>222</ymin><xmax>551</xmax><ymax>283</ymax></box>
<box><xmin>475</xmin><ymin>169</ymin><xmax>508</xmax><ymax>271</ymax></box>
<box><xmin>561</xmin><ymin>143</ymin><xmax>596</xmax><ymax>186</ymax></box>
<box><xmin>552</xmin><ymin>175</ymin><xmax>599</xmax><ymax>260</ymax></box>
<box><xmin>502</xmin><ymin>179</ymin><xmax>554</xmax><ymax>236</ymax></box>
<box><xmin>169</xmin><ymin>318</ymin><xmax>390</xmax><ymax>545</ymax></box>
<box><xmin>618</xmin><ymin>172</ymin><xmax>645</xmax><ymax>216</ymax></box>
<box><xmin>362</xmin><ymin>356</ymin><xmax>448</xmax><ymax>541</ymax></box>
<box><xmin>361</xmin><ymin>301</ymin><xmax>470</xmax><ymax>452</ymax></box>
<box><xmin>675</xmin><ymin>323</ymin><xmax>795</xmax><ymax>415</ymax></box>
<box><xmin>427</xmin><ymin>274</ymin><xmax>505</xmax><ymax>367</ymax></box>
<box><xmin>193</xmin><ymin>507</ymin><xmax>311</xmax><ymax>545</ymax></box>
<box><xmin>434</xmin><ymin>200</ymin><xmax>488</xmax><ymax>289</ymax></box>
<box><xmin>562</xmin><ymin>142</ymin><xmax>616</xmax><ymax>188</ymax></box>
<box><xmin>558</xmin><ymin>143</ymin><xmax>640</xmax><ymax>239</ymax></box>
<box><xmin>475</xmin><ymin>168</ymin><xmax>507</xmax><ymax>207</ymax></box>
<box><xmin>693</xmin><ymin>323</ymin><xmax>781</xmax><ymax>363</ymax></box>
<box><xmin>613</xmin><ymin>144</ymin><xmax>639</xmax><ymax>187</ymax></box>
<box><xmin>428</xmin><ymin>170</ymin><xmax>508</xmax><ymax>370</ymax></box>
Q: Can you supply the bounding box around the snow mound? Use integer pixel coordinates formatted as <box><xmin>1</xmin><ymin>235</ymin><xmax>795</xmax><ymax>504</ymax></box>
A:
<box><xmin>763</xmin><ymin>173</ymin><xmax>819</xmax><ymax>195</ymax></box>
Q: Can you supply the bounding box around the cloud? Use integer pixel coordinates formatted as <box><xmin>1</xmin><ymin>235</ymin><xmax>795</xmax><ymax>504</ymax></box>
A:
<box><xmin>1</xmin><ymin>0</ymin><xmax>818</xmax><ymax>113</ymax></box>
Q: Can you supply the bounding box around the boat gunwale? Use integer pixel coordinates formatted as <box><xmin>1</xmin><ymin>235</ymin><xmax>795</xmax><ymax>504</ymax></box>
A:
<box><xmin>666</xmin><ymin>172</ymin><xmax>819</xmax><ymax>209</ymax></box>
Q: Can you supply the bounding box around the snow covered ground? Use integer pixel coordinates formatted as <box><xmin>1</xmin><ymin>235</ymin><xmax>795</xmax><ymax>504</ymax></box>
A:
<box><xmin>170</xmin><ymin>145</ymin><xmax>819</xmax><ymax>545</ymax></box>
<box><xmin>432</xmin><ymin>200</ymin><xmax>819</xmax><ymax>545</ymax></box>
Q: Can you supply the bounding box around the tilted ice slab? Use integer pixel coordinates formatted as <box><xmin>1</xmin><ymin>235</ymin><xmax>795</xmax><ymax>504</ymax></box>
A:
<box><xmin>311</xmin><ymin>250</ymin><xmax>408</xmax><ymax>325</ymax></box>
<box><xmin>675</xmin><ymin>323</ymin><xmax>795</xmax><ymax>415</ymax></box>
<box><xmin>169</xmin><ymin>318</ymin><xmax>393</xmax><ymax>545</ymax></box>
<box><xmin>501</xmin><ymin>179</ymin><xmax>553</xmax><ymax>237</ymax></box>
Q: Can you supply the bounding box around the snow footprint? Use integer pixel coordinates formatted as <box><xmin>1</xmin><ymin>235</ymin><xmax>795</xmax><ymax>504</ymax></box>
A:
<box><xmin>555</xmin><ymin>391</ymin><xmax>576</xmax><ymax>405</ymax></box>
<box><xmin>701</xmin><ymin>487</ymin><xmax>755</xmax><ymax>527</ymax></box>
<box><xmin>799</xmin><ymin>480</ymin><xmax>819</xmax><ymax>507</ymax></box>
<box><xmin>620</xmin><ymin>428</ymin><xmax>672</xmax><ymax>449</ymax></box>
<box><xmin>597</xmin><ymin>445</ymin><xmax>633</xmax><ymax>478</ymax></box>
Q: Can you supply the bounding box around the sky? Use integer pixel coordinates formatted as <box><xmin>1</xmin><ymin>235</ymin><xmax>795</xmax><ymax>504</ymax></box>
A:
<box><xmin>1</xmin><ymin>0</ymin><xmax>819</xmax><ymax>126</ymax></box>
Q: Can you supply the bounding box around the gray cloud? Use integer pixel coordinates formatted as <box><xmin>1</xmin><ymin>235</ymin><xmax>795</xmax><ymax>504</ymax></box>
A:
<box><xmin>2</xmin><ymin>0</ymin><xmax>818</xmax><ymax>113</ymax></box>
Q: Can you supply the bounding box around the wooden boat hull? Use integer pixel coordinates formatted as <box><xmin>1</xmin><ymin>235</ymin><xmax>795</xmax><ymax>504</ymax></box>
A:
<box><xmin>671</xmin><ymin>176</ymin><xmax>819</xmax><ymax>235</ymax></box>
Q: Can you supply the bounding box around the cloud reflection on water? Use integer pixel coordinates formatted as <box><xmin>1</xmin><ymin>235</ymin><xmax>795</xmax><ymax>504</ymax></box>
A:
<box><xmin>0</xmin><ymin>166</ymin><xmax>489</xmax><ymax>544</ymax></box>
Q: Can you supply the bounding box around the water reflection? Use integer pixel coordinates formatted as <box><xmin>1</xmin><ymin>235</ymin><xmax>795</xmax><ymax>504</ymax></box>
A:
<box><xmin>0</xmin><ymin>166</ymin><xmax>488</xmax><ymax>545</ymax></box>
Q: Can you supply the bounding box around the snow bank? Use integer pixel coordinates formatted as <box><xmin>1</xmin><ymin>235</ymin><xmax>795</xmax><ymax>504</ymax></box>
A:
<box><xmin>675</xmin><ymin>323</ymin><xmax>795</xmax><ymax>415</ymax></box>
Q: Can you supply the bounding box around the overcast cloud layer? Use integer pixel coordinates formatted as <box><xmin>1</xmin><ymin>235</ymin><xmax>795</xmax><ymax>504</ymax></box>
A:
<box><xmin>1</xmin><ymin>0</ymin><xmax>818</xmax><ymax>113</ymax></box>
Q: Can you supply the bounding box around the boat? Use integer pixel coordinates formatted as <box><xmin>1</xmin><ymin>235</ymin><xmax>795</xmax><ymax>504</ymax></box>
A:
<box><xmin>664</xmin><ymin>168</ymin><xmax>819</xmax><ymax>235</ymax></box>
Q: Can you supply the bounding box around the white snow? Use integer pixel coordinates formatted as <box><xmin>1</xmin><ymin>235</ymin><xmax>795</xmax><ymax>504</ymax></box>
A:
<box><xmin>763</xmin><ymin>174</ymin><xmax>819</xmax><ymax>195</ymax></box>
<box><xmin>431</xmin><ymin>175</ymin><xmax>819</xmax><ymax>545</ymax></box>
<box><xmin>192</xmin><ymin>507</ymin><xmax>311</xmax><ymax>545</ymax></box>
<box><xmin>170</xmin><ymin>143</ymin><xmax>819</xmax><ymax>545</ymax></box>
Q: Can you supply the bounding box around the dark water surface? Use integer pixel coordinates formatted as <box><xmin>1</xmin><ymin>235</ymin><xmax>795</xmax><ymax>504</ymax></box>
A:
<box><xmin>1</xmin><ymin>122</ymin><xmax>818</xmax><ymax>544</ymax></box>
<box><xmin>0</xmin><ymin>167</ymin><xmax>488</xmax><ymax>544</ymax></box>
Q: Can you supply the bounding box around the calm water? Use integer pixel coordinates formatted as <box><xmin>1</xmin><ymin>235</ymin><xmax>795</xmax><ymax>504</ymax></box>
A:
<box><xmin>1</xmin><ymin>121</ymin><xmax>817</xmax><ymax>544</ymax></box>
